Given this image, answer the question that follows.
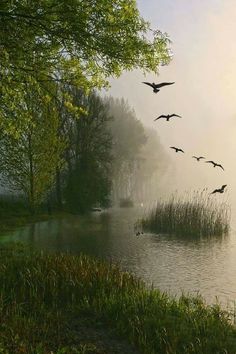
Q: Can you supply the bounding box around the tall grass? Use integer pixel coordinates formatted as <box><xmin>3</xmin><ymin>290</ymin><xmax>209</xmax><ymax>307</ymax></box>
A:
<box><xmin>139</xmin><ymin>191</ymin><xmax>230</xmax><ymax>237</ymax></box>
<box><xmin>0</xmin><ymin>193</ymin><xmax>63</xmax><ymax>234</ymax></box>
<box><xmin>0</xmin><ymin>193</ymin><xmax>27</xmax><ymax>216</ymax></box>
<box><xmin>0</xmin><ymin>245</ymin><xmax>236</xmax><ymax>353</ymax></box>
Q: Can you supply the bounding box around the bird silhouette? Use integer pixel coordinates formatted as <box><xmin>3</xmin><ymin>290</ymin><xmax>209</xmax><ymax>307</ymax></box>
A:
<box><xmin>170</xmin><ymin>146</ymin><xmax>184</xmax><ymax>153</ymax></box>
<box><xmin>211</xmin><ymin>185</ymin><xmax>227</xmax><ymax>194</ymax></box>
<box><xmin>142</xmin><ymin>81</ymin><xmax>175</xmax><ymax>93</ymax></box>
<box><xmin>154</xmin><ymin>114</ymin><xmax>181</xmax><ymax>121</ymax></box>
<box><xmin>192</xmin><ymin>156</ymin><xmax>205</xmax><ymax>161</ymax></box>
<box><xmin>205</xmin><ymin>161</ymin><xmax>224</xmax><ymax>170</ymax></box>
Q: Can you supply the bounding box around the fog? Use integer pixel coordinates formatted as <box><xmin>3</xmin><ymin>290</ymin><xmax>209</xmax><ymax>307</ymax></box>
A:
<box><xmin>107</xmin><ymin>0</ymin><xmax>236</xmax><ymax>215</ymax></box>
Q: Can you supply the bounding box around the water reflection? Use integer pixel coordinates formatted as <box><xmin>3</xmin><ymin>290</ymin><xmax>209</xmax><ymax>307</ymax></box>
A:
<box><xmin>1</xmin><ymin>208</ymin><xmax>236</xmax><ymax>307</ymax></box>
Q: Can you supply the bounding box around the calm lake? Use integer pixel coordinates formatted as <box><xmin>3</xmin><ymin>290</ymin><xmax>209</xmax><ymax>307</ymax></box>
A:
<box><xmin>1</xmin><ymin>207</ymin><xmax>236</xmax><ymax>308</ymax></box>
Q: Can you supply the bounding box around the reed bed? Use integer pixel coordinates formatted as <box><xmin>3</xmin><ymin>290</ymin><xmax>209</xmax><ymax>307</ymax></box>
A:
<box><xmin>0</xmin><ymin>244</ymin><xmax>236</xmax><ymax>353</ymax></box>
<box><xmin>140</xmin><ymin>190</ymin><xmax>230</xmax><ymax>237</ymax></box>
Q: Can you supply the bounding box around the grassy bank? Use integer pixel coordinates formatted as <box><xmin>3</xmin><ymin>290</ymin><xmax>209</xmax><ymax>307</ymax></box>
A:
<box><xmin>0</xmin><ymin>194</ymin><xmax>70</xmax><ymax>234</ymax></box>
<box><xmin>139</xmin><ymin>191</ymin><xmax>230</xmax><ymax>237</ymax></box>
<box><xmin>0</xmin><ymin>213</ymin><xmax>54</xmax><ymax>234</ymax></box>
<box><xmin>0</xmin><ymin>245</ymin><xmax>236</xmax><ymax>353</ymax></box>
<box><xmin>0</xmin><ymin>212</ymin><xmax>72</xmax><ymax>234</ymax></box>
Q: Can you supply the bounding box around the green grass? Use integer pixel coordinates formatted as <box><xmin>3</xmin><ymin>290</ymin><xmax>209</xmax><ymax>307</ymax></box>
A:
<box><xmin>0</xmin><ymin>194</ymin><xmax>27</xmax><ymax>215</ymax></box>
<box><xmin>0</xmin><ymin>194</ymin><xmax>34</xmax><ymax>233</ymax></box>
<box><xmin>0</xmin><ymin>193</ymin><xmax>71</xmax><ymax>234</ymax></box>
<box><xmin>139</xmin><ymin>191</ymin><xmax>230</xmax><ymax>237</ymax></box>
<box><xmin>0</xmin><ymin>245</ymin><xmax>236</xmax><ymax>353</ymax></box>
<box><xmin>0</xmin><ymin>213</ymin><xmax>53</xmax><ymax>233</ymax></box>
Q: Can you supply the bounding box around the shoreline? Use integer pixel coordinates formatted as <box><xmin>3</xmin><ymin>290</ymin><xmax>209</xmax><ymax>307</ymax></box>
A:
<box><xmin>0</xmin><ymin>211</ymin><xmax>71</xmax><ymax>235</ymax></box>
<box><xmin>0</xmin><ymin>245</ymin><xmax>236</xmax><ymax>353</ymax></box>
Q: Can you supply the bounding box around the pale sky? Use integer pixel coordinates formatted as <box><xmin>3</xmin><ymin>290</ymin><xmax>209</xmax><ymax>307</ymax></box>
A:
<box><xmin>107</xmin><ymin>0</ymin><xmax>236</xmax><ymax>209</ymax></box>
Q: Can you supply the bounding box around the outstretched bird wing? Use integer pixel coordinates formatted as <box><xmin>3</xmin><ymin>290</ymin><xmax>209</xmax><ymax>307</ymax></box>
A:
<box><xmin>205</xmin><ymin>160</ymin><xmax>215</xmax><ymax>165</ymax></box>
<box><xmin>154</xmin><ymin>115</ymin><xmax>166</xmax><ymax>121</ymax></box>
<box><xmin>142</xmin><ymin>82</ymin><xmax>155</xmax><ymax>88</ymax></box>
<box><xmin>170</xmin><ymin>114</ymin><xmax>181</xmax><ymax>118</ymax></box>
<box><xmin>221</xmin><ymin>184</ymin><xmax>227</xmax><ymax>190</ymax></box>
<box><xmin>198</xmin><ymin>157</ymin><xmax>205</xmax><ymax>159</ymax></box>
<box><xmin>192</xmin><ymin>156</ymin><xmax>198</xmax><ymax>159</ymax></box>
<box><xmin>211</xmin><ymin>189</ymin><xmax>219</xmax><ymax>194</ymax></box>
<box><xmin>170</xmin><ymin>147</ymin><xmax>184</xmax><ymax>153</ymax></box>
<box><xmin>217</xmin><ymin>164</ymin><xmax>224</xmax><ymax>170</ymax></box>
<box><xmin>155</xmin><ymin>82</ymin><xmax>175</xmax><ymax>88</ymax></box>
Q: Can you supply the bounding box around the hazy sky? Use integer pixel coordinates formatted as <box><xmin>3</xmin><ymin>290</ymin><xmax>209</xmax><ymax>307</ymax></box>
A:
<box><xmin>108</xmin><ymin>0</ymin><xmax>236</xmax><ymax>205</ymax></box>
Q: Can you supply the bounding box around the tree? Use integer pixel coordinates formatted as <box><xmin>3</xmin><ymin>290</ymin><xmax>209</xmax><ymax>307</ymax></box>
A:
<box><xmin>107</xmin><ymin>97</ymin><xmax>147</xmax><ymax>202</ymax></box>
<box><xmin>63</xmin><ymin>90</ymin><xmax>112</xmax><ymax>212</ymax></box>
<box><xmin>0</xmin><ymin>82</ymin><xmax>65</xmax><ymax>214</ymax></box>
<box><xmin>0</xmin><ymin>0</ymin><xmax>171</xmax><ymax>90</ymax></box>
<box><xmin>132</xmin><ymin>128</ymin><xmax>170</xmax><ymax>202</ymax></box>
<box><xmin>107</xmin><ymin>98</ymin><xmax>170</xmax><ymax>204</ymax></box>
<box><xmin>0</xmin><ymin>1</ymin><xmax>172</xmax><ymax>212</ymax></box>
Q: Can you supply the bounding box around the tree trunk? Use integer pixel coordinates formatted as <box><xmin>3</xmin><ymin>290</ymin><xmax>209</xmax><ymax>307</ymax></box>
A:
<box><xmin>56</xmin><ymin>168</ymin><xmax>62</xmax><ymax>210</ymax></box>
<box><xmin>28</xmin><ymin>133</ymin><xmax>35</xmax><ymax>215</ymax></box>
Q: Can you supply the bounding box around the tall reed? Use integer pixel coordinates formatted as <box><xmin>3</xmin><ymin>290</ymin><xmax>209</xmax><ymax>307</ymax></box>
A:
<box><xmin>0</xmin><ymin>245</ymin><xmax>236</xmax><ymax>353</ymax></box>
<box><xmin>139</xmin><ymin>190</ymin><xmax>230</xmax><ymax>237</ymax></box>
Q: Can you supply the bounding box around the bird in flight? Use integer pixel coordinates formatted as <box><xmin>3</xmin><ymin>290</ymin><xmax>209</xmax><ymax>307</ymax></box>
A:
<box><xmin>211</xmin><ymin>185</ymin><xmax>227</xmax><ymax>194</ymax></box>
<box><xmin>142</xmin><ymin>81</ymin><xmax>175</xmax><ymax>93</ymax></box>
<box><xmin>192</xmin><ymin>156</ymin><xmax>205</xmax><ymax>162</ymax></box>
<box><xmin>154</xmin><ymin>114</ymin><xmax>181</xmax><ymax>121</ymax></box>
<box><xmin>170</xmin><ymin>146</ymin><xmax>184</xmax><ymax>153</ymax></box>
<box><xmin>205</xmin><ymin>160</ymin><xmax>224</xmax><ymax>170</ymax></box>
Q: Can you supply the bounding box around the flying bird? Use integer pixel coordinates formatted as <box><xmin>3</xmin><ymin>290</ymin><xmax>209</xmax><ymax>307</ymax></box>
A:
<box><xmin>211</xmin><ymin>185</ymin><xmax>227</xmax><ymax>194</ymax></box>
<box><xmin>142</xmin><ymin>81</ymin><xmax>175</xmax><ymax>93</ymax></box>
<box><xmin>192</xmin><ymin>156</ymin><xmax>205</xmax><ymax>161</ymax></box>
<box><xmin>205</xmin><ymin>161</ymin><xmax>224</xmax><ymax>170</ymax></box>
<box><xmin>154</xmin><ymin>114</ymin><xmax>181</xmax><ymax>121</ymax></box>
<box><xmin>170</xmin><ymin>146</ymin><xmax>184</xmax><ymax>153</ymax></box>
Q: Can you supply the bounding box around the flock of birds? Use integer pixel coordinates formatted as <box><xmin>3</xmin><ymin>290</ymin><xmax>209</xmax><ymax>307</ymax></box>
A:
<box><xmin>142</xmin><ymin>81</ymin><xmax>227</xmax><ymax>195</ymax></box>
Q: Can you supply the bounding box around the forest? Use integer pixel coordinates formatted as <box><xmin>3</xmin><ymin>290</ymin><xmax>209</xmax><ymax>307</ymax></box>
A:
<box><xmin>0</xmin><ymin>88</ymin><xmax>169</xmax><ymax>215</ymax></box>
<box><xmin>0</xmin><ymin>0</ymin><xmax>170</xmax><ymax>216</ymax></box>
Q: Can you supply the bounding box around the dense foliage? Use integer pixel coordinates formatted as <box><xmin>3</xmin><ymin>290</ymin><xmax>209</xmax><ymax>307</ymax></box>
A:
<box><xmin>0</xmin><ymin>0</ymin><xmax>171</xmax><ymax>87</ymax></box>
<box><xmin>0</xmin><ymin>0</ymin><xmax>171</xmax><ymax>213</ymax></box>
<box><xmin>0</xmin><ymin>82</ymin><xmax>65</xmax><ymax>213</ymax></box>
<box><xmin>64</xmin><ymin>91</ymin><xmax>112</xmax><ymax>213</ymax></box>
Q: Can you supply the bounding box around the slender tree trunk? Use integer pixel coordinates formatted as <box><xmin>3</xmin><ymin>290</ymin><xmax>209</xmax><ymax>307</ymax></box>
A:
<box><xmin>28</xmin><ymin>133</ymin><xmax>35</xmax><ymax>215</ymax></box>
<box><xmin>56</xmin><ymin>168</ymin><xmax>62</xmax><ymax>210</ymax></box>
<box><xmin>47</xmin><ymin>196</ymin><xmax>52</xmax><ymax>215</ymax></box>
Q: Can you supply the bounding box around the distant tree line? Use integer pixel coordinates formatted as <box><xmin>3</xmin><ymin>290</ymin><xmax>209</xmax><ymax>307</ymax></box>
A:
<box><xmin>0</xmin><ymin>86</ymin><xmax>169</xmax><ymax>214</ymax></box>
<box><xmin>0</xmin><ymin>0</ymin><xmax>171</xmax><ymax>214</ymax></box>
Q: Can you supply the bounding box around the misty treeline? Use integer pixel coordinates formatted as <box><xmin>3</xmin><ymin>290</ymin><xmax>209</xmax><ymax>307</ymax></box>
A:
<box><xmin>0</xmin><ymin>0</ymin><xmax>171</xmax><ymax>214</ymax></box>
<box><xmin>0</xmin><ymin>85</ymin><xmax>169</xmax><ymax>214</ymax></box>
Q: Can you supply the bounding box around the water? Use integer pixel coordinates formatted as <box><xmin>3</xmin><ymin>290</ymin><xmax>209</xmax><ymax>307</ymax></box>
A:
<box><xmin>1</xmin><ymin>207</ymin><xmax>236</xmax><ymax>307</ymax></box>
